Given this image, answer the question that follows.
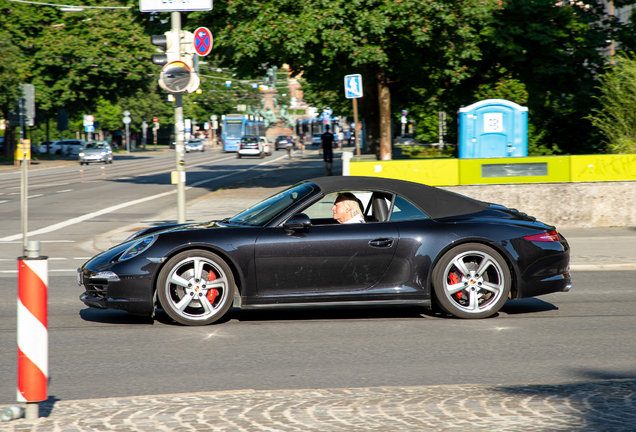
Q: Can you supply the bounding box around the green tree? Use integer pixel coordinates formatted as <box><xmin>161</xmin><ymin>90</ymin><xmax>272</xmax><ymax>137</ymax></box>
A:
<box><xmin>208</xmin><ymin>0</ymin><xmax>500</xmax><ymax>159</ymax></box>
<box><xmin>476</xmin><ymin>0</ymin><xmax>628</xmax><ymax>154</ymax></box>
<box><xmin>587</xmin><ymin>54</ymin><xmax>636</xmax><ymax>154</ymax></box>
<box><xmin>0</xmin><ymin>31</ymin><xmax>24</xmax><ymax>156</ymax></box>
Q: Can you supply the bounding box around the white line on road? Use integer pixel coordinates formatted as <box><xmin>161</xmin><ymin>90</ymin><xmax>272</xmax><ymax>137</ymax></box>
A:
<box><xmin>0</xmin><ymin>154</ymin><xmax>291</xmax><ymax>242</ymax></box>
<box><xmin>0</xmin><ymin>200</ymin><xmax>7</xmax><ymax>204</ymax></box>
<box><xmin>56</xmin><ymin>189</ymin><xmax>73</xmax><ymax>193</ymax></box>
<box><xmin>28</xmin><ymin>194</ymin><xmax>44</xmax><ymax>199</ymax></box>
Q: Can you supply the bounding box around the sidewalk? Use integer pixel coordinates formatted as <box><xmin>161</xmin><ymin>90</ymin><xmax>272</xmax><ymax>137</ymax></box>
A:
<box><xmin>1</xmin><ymin>379</ymin><xmax>635</xmax><ymax>431</ymax></box>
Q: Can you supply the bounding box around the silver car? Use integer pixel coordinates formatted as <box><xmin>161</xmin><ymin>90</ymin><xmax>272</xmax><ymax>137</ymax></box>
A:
<box><xmin>185</xmin><ymin>138</ymin><xmax>205</xmax><ymax>152</ymax></box>
<box><xmin>78</xmin><ymin>141</ymin><xmax>113</xmax><ymax>165</ymax></box>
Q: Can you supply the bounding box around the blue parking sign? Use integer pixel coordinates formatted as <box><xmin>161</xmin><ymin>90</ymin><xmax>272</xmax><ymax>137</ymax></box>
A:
<box><xmin>344</xmin><ymin>74</ymin><xmax>363</xmax><ymax>99</ymax></box>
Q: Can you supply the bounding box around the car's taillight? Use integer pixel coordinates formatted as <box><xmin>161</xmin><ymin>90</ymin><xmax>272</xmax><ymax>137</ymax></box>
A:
<box><xmin>524</xmin><ymin>230</ymin><xmax>561</xmax><ymax>242</ymax></box>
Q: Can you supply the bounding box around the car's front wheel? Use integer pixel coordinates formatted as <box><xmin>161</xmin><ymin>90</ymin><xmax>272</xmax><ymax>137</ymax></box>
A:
<box><xmin>157</xmin><ymin>250</ymin><xmax>235</xmax><ymax>325</ymax></box>
<box><xmin>432</xmin><ymin>243</ymin><xmax>510</xmax><ymax>319</ymax></box>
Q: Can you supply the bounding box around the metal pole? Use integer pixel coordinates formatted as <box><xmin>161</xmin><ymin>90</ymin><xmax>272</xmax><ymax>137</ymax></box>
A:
<box><xmin>172</xmin><ymin>12</ymin><xmax>186</xmax><ymax>223</ymax></box>
<box><xmin>19</xmin><ymin>98</ymin><xmax>28</xmax><ymax>254</ymax></box>
<box><xmin>353</xmin><ymin>98</ymin><xmax>361</xmax><ymax>156</ymax></box>
<box><xmin>125</xmin><ymin>122</ymin><xmax>130</xmax><ymax>153</ymax></box>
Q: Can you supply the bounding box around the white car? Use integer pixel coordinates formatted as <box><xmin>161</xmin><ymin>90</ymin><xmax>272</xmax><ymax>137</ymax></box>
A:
<box><xmin>237</xmin><ymin>136</ymin><xmax>265</xmax><ymax>158</ymax></box>
<box><xmin>260</xmin><ymin>137</ymin><xmax>271</xmax><ymax>156</ymax></box>
<box><xmin>40</xmin><ymin>139</ymin><xmax>86</xmax><ymax>156</ymax></box>
<box><xmin>38</xmin><ymin>140</ymin><xmax>60</xmax><ymax>154</ymax></box>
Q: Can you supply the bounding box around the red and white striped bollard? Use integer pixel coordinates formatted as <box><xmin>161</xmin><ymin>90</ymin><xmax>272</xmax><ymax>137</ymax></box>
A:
<box><xmin>17</xmin><ymin>241</ymin><xmax>48</xmax><ymax>420</ymax></box>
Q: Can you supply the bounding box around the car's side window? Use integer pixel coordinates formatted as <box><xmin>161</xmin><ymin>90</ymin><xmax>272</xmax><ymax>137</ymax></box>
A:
<box><xmin>302</xmin><ymin>191</ymin><xmax>372</xmax><ymax>225</ymax></box>
<box><xmin>389</xmin><ymin>195</ymin><xmax>429</xmax><ymax>221</ymax></box>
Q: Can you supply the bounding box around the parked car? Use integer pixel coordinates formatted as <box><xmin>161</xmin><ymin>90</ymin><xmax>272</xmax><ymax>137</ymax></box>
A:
<box><xmin>275</xmin><ymin>135</ymin><xmax>293</xmax><ymax>151</ymax></box>
<box><xmin>185</xmin><ymin>138</ymin><xmax>205</xmax><ymax>153</ymax></box>
<box><xmin>312</xmin><ymin>133</ymin><xmax>322</xmax><ymax>146</ymax></box>
<box><xmin>38</xmin><ymin>140</ymin><xmax>61</xmax><ymax>155</ymax></box>
<box><xmin>237</xmin><ymin>135</ymin><xmax>265</xmax><ymax>158</ymax></box>
<box><xmin>78</xmin><ymin>176</ymin><xmax>571</xmax><ymax>326</ymax></box>
<box><xmin>78</xmin><ymin>141</ymin><xmax>113</xmax><ymax>165</ymax></box>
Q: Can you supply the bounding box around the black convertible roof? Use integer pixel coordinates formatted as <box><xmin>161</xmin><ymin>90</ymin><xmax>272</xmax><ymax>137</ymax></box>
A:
<box><xmin>307</xmin><ymin>176</ymin><xmax>489</xmax><ymax>219</ymax></box>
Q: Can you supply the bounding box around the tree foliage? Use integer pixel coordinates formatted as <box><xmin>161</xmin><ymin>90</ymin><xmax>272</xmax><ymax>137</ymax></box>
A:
<box><xmin>588</xmin><ymin>54</ymin><xmax>636</xmax><ymax>154</ymax></box>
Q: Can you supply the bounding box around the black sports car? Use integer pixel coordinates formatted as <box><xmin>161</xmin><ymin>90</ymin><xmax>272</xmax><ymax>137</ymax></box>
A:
<box><xmin>79</xmin><ymin>176</ymin><xmax>571</xmax><ymax>325</ymax></box>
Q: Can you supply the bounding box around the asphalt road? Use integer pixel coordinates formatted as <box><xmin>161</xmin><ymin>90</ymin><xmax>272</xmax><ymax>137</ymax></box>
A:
<box><xmin>0</xmin><ymin>148</ymin><xmax>634</xmax><ymax>408</ymax></box>
<box><xmin>0</xmin><ymin>270</ymin><xmax>634</xmax><ymax>406</ymax></box>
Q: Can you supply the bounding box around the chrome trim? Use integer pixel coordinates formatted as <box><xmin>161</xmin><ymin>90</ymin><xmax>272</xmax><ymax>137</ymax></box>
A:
<box><xmin>240</xmin><ymin>299</ymin><xmax>431</xmax><ymax>310</ymax></box>
<box><xmin>560</xmin><ymin>283</ymin><xmax>573</xmax><ymax>293</ymax></box>
<box><xmin>90</xmin><ymin>271</ymin><xmax>120</xmax><ymax>282</ymax></box>
<box><xmin>146</xmin><ymin>257</ymin><xmax>166</xmax><ymax>263</ymax></box>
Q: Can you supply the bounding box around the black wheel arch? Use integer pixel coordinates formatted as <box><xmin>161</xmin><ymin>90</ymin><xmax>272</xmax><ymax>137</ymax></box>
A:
<box><xmin>427</xmin><ymin>237</ymin><xmax>519</xmax><ymax>302</ymax></box>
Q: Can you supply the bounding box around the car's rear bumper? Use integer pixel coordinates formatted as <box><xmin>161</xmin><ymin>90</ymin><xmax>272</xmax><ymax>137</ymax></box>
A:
<box><xmin>239</xmin><ymin>149</ymin><xmax>260</xmax><ymax>155</ymax></box>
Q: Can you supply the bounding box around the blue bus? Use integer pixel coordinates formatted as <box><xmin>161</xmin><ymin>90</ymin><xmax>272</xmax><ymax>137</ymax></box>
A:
<box><xmin>222</xmin><ymin>114</ymin><xmax>265</xmax><ymax>152</ymax></box>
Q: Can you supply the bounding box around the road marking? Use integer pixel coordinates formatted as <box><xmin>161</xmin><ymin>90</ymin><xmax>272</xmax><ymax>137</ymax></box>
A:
<box><xmin>0</xmin><ymin>153</ymin><xmax>293</xmax><ymax>242</ymax></box>
<box><xmin>29</xmin><ymin>194</ymin><xmax>44</xmax><ymax>199</ymax></box>
<box><xmin>0</xmin><ymin>200</ymin><xmax>7</xmax><ymax>204</ymax></box>
<box><xmin>56</xmin><ymin>189</ymin><xmax>73</xmax><ymax>193</ymax></box>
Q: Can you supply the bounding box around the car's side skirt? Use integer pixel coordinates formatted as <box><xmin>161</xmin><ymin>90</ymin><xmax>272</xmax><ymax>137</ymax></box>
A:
<box><xmin>238</xmin><ymin>299</ymin><xmax>432</xmax><ymax>309</ymax></box>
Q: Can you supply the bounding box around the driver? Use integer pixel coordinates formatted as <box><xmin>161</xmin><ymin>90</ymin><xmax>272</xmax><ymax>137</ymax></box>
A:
<box><xmin>332</xmin><ymin>193</ymin><xmax>365</xmax><ymax>224</ymax></box>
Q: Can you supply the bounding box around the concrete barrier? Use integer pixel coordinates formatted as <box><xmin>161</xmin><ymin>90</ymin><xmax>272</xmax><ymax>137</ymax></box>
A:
<box><xmin>442</xmin><ymin>182</ymin><xmax>636</xmax><ymax>229</ymax></box>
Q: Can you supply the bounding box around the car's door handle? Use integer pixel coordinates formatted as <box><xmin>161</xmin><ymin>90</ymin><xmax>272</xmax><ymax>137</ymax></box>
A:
<box><xmin>369</xmin><ymin>238</ymin><xmax>394</xmax><ymax>248</ymax></box>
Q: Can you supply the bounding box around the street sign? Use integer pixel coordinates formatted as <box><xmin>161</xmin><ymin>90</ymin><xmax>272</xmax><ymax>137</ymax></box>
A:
<box><xmin>344</xmin><ymin>74</ymin><xmax>363</xmax><ymax>99</ymax></box>
<box><xmin>83</xmin><ymin>115</ymin><xmax>94</xmax><ymax>126</ymax></box>
<box><xmin>85</xmin><ymin>125</ymin><xmax>95</xmax><ymax>132</ymax></box>
<box><xmin>193</xmin><ymin>27</ymin><xmax>213</xmax><ymax>57</ymax></box>
<box><xmin>139</xmin><ymin>0</ymin><xmax>213</xmax><ymax>12</ymax></box>
<box><xmin>122</xmin><ymin>116</ymin><xmax>131</xmax><ymax>125</ymax></box>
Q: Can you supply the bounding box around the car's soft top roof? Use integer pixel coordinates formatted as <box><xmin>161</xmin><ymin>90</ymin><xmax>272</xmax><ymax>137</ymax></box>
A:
<box><xmin>307</xmin><ymin>176</ymin><xmax>489</xmax><ymax>219</ymax></box>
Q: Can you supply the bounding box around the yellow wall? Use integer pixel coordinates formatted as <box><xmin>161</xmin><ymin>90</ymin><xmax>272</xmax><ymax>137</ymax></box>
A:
<box><xmin>349</xmin><ymin>159</ymin><xmax>459</xmax><ymax>186</ymax></box>
<box><xmin>349</xmin><ymin>154</ymin><xmax>636</xmax><ymax>185</ymax></box>
<box><xmin>570</xmin><ymin>154</ymin><xmax>636</xmax><ymax>182</ymax></box>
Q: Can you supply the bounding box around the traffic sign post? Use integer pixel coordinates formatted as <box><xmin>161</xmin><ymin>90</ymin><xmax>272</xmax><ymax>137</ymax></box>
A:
<box><xmin>193</xmin><ymin>27</ymin><xmax>213</xmax><ymax>57</ymax></box>
<box><xmin>344</xmin><ymin>74</ymin><xmax>363</xmax><ymax>155</ymax></box>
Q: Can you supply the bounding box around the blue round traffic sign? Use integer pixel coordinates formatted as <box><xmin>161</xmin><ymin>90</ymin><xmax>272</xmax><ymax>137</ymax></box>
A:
<box><xmin>194</xmin><ymin>27</ymin><xmax>213</xmax><ymax>57</ymax></box>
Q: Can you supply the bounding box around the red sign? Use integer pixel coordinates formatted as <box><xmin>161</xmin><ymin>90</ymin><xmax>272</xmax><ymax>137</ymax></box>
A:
<box><xmin>153</xmin><ymin>117</ymin><xmax>158</xmax><ymax>123</ymax></box>
<box><xmin>193</xmin><ymin>27</ymin><xmax>213</xmax><ymax>57</ymax></box>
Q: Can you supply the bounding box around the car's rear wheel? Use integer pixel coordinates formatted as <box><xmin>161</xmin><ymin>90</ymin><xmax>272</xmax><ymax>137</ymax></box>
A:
<box><xmin>432</xmin><ymin>243</ymin><xmax>510</xmax><ymax>319</ymax></box>
<box><xmin>157</xmin><ymin>250</ymin><xmax>235</xmax><ymax>326</ymax></box>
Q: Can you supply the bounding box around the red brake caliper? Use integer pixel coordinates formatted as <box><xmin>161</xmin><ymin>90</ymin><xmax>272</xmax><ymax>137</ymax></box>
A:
<box><xmin>449</xmin><ymin>272</ymin><xmax>463</xmax><ymax>299</ymax></box>
<box><xmin>206</xmin><ymin>272</ymin><xmax>218</xmax><ymax>304</ymax></box>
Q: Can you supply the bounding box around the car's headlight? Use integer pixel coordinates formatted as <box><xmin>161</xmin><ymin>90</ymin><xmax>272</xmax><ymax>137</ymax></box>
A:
<box><xmin>100</xmin><ymin>152</ymin><xmax>106</xmax><ymax>155</ymax></box>
<box><xmin>79</xmin><ymin>152</ymin><xmax>85</xmax><ymax>156</ymax></box>
<box><xmin>119</xmin><ymin>235</ymin><xmax>156</xmax><ymax>261</ymax></box>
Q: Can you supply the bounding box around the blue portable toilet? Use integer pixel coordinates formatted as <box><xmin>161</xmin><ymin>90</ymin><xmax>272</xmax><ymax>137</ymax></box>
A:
<box><xmin>458</xmin><ymin>99</ymin><xmax>528</xmax><ymax>158</ymax></box>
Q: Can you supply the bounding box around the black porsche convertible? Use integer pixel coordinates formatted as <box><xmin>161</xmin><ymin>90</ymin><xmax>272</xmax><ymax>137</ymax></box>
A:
<box><xmin>78</xmin><ymin>176</ymin><xmax>571</xmax><ymax>325</ymax></box>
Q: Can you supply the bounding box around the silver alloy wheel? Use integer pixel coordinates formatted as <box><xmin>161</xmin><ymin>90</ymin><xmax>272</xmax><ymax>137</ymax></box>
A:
<box><xmin>432</xmin><ymin>243</ymin><xmax>511</xmax><ymax>319</ymax></box>
<box><xmin>161</xmin><ymin>254</ymin><xmax>231</xmax><ymax>324</ymax></box>
<box><xmin>441</xmin><ymin>249</ymin><xmax>505</xmax><ymax>315</ymax></box>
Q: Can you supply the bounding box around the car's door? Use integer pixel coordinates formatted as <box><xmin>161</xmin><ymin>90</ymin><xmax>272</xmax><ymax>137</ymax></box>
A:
<box><xmin>254</xmin><ymin>221</ymin><xmax>399</xmax><ymax>296</ymax></box>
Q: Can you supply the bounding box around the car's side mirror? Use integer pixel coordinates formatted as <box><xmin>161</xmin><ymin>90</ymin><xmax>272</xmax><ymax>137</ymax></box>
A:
<box><xmin>283</xmin><ymin>213</ymin><xmax>311</xmax><ymax>232</ymax></box>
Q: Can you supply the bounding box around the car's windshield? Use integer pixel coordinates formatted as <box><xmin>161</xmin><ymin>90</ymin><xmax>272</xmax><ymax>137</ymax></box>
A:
<box><xmin>227</xmin><ymin>183</ymin><xmax>315</xmax><ymax>226</ymax></box>
<box><xmin>241</xmin><ymin>137</ymin><xmax>258</xmax><ymax>143</ymax></box>
<box><xmin>84</xmin><ymin>142</ymin><xmax>105</xmax><ymax>149</ymax></box>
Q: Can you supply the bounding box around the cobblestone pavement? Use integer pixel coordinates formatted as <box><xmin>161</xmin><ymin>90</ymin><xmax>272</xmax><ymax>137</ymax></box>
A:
<box><xmin>1</xmin><ymin>380</ymin><xmax>635</xmax><ymax>431</ymax></box>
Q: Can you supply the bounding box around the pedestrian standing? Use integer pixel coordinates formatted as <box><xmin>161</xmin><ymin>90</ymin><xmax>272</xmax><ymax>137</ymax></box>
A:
<box><xmin>321</xmin><ymin>125</ymin><xmax>335</xmax><ymax>176</ymax></box>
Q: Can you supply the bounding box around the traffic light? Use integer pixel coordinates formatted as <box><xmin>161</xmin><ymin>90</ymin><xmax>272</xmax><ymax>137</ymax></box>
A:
<box><xmin>150</xmin><ymin>30</ymin><xmax>180</xmax><ymax>66</ymax></box>
<box><xmin>151</xmin><ymin>30</ymin><xmax>200</xmax><ymax>94</ymax></box>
